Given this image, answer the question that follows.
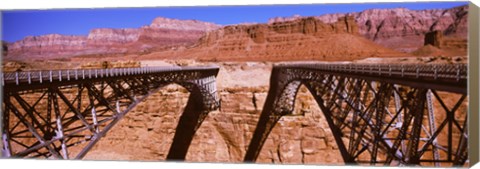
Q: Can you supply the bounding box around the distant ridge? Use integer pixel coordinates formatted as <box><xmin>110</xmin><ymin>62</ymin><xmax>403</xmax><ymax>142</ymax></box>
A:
<box><xmin>5</xmin><ymin>17</ymin><xmax>221</xmax><ymax>60</ymax></box>
<box><xmin>4</xmin><ymin>5</ymin><xmax>468</xmax><ymax>61</ymax></box>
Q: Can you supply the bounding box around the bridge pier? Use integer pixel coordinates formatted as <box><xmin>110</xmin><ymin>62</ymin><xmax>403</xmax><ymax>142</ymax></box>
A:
<box><xmin>166</xmin><ymin>90</ymin><xmax>209</xmax><ymax>160</ymax></box>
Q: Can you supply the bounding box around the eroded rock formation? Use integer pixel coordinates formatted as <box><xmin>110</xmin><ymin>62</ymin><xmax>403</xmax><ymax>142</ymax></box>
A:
<box><xmin>5</xmin><ymin>17</ymin><xmax>221</xmax><ymax>60</ymax></box>
<box><xmin>152</xmin><ymin>16</ymin><xmax>404</xmax><ymax>61</ymax></box>
<box><xmin>410</xmin><ymin>30</ymin><xmax>467</xmax><ymax>57</ymax></box>
<box><xmin>269</xmin><ymin>5</ymin><xmax>468</xmax><ymax>52</ymax></box>
<box><xmin>425</xmin><ymin>31</ymin><xmax>444</xmax><ymax>47</ymax></box>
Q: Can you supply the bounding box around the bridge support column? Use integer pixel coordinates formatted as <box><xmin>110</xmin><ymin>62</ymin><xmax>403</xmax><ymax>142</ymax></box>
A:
<box><xmin>244</xmin><ymin>68</ymin><xmax>302</xmax><ymax>162</ymax></box>
<box><xmin>166</xmin><ymin>90</ymin><xmax>210</xmax><ymax>160</ymax></box>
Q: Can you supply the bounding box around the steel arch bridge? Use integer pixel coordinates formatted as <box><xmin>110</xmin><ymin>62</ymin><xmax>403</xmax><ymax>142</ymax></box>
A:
<box><xmin>244</xmin><ymin>63</ymin><xmax>468</xmax><ymax>167</ymax></box>
<box><xmin>1</xmin><ymin>66</ymin><xmax>220</xmax><ymax>159</ymax></box>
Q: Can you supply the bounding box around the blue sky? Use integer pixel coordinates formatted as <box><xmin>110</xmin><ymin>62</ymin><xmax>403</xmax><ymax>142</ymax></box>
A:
<box><xmin>1</xmin><ymin>1</ymin><xmax>468</xmax><ymax>42</ymax></box>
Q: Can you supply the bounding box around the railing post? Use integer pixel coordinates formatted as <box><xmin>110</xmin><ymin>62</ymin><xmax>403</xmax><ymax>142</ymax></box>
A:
<box><xmin>49</xmin><ymin>70</ymin><xmax>53</xmax><ymax>82</ymax></box>
<box><xmin>15</xmin><ymin>72</ymin><xmax>19</xmax><ymax>85</ymax></box>
<box><xmin>28</xmin><ymin>72</ymin><xmax>31</xmax><ymax>84</ymax></box>
<box><xmin>388</xmin><ymin>65</ymin><xmax>392</xmax><ymax>76</ymax></box>
<box><xmin>67</xmin><ymin>70</ymin><xmax>70</xmax><ymax>81</ymax></box>
<box><xmin>40</xmin><ymin>71</ymin><xmax>43</xmax><ymax>83</ymax></box>
<box><xmin>58</xmin><ymin>70</ymin><xmax>62</xmax><ymax>81</ymax></box>
<box><xmin>416</xmin><ymin>65</ymin><xmax>419</xmax><ymax>78</ymax></box>
<box><xmin>401</xmin><ymin>65</ymin><xmax>404</xmax><ymax>77</ymax></box>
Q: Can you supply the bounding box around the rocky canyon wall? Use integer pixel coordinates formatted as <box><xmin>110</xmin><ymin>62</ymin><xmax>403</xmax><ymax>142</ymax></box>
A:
<box><xmin>145</xmin><ymin>16</ymin><xmax>404</xmax><ymax>61</ymax></box>
<box><xmin>269</xmin><ymin>5</ymin><xmax>468</xmax><ymax>52</ymax></box>
<box><xmin>4</xmin><ymin>17</ymin><xmax>221</xmax><ymax>60</ymax></box>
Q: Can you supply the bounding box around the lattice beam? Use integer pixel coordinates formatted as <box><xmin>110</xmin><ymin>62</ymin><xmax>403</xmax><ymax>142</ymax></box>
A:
<box><xmin>244</xmin><ymin>64</ymin><xmax>468</xmax><ymax>167</ymax></box>
<box><xmin>2</xmin><ymin>66</ymin><xmax>220</xmax><ymax>159</ymax></box>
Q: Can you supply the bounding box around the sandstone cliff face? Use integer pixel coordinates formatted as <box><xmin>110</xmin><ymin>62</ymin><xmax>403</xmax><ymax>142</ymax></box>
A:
<box><xmin>7</xmin><ymin>34</ymin><xmax>88</xmax><ymax>58</ymax></box>
<box><xmin>269</xmin><ymin>5</ymin><xmax>468</xmax><ymax>52</ymax></box>
<box><xmin>409</xmin><ymin>30</ymin><xmax>467</xmax><ymax>57</ymax></box>
<box><xmin>5</xmin><ymin>17</ymin><xmax>221</xmax><ymax>60</ymax></box>
<box><xmin>87</xmin><ymin>28</ymin><xmax>141</xmax><ymax>45</ymax></box>
<box><xmin>150</xmin><ymin>17</ymin><xmax>220</xmax><ymax>31</ymax></box>
<box><xmin>154</xmin><ymin>16</ymin><xmax>404</xmax><ymax>61</ymax></box>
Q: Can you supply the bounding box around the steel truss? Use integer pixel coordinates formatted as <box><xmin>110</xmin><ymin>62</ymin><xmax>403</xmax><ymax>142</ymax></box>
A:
<box><xmin>1</xmin><ymin>66</ymin><xmax>220</xmax><ymax>159</ymax></box>
<box><xmin>244</xmin><ymin>64</ymin><xmax>468</xmax><ymax>166</ymax></box>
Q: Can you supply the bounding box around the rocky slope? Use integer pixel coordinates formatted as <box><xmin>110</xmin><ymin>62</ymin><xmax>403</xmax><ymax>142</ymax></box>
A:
<box><xmin>137</xmin><ymin>16</ymin><xmax>406</xmax><ymax>61</ymax></box>
<box><xmin>409</xmin><ymin>30</ymin><xmax>468</xmax><ymax>57</ymax></box>
<box><xmin>269</xmin><ymin>5</ymin><xmax>468</xmax><ymax>52</ymax></box>
<box><xmin>4</xmin><ymin>17</ymin><xmax>221</xmax><ymax>60</ymax></box>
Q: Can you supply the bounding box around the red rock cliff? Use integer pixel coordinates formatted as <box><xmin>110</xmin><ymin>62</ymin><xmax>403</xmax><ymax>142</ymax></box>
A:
<box><xmin>148</xmin><ymin>16</ymin><xmax>404</xmax><ymax>61</ymax></box>
<box><xmin>269</xmin><ymin>5</ymin><xmax>468</xmax><ymax>52</ymax></box>
<box><xmin>5</xmin><ymin>17</ymin><xmax>221</xmax><ymax>60</ymax></box>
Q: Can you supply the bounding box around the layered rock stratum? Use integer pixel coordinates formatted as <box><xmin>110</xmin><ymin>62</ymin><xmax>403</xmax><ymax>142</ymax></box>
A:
<box><xmin>137</xmin><ymin>16</ymin><xmax>406</xmax><ymax>61</ymax></box>
<box><xmin>4</xmin><ymin>17</ymin><xmax>221</xmax><ymax>60</ymax></box>
<box><xmin>269</xmin><ymin>5</ymin><xmax>468</xmax><ymax>52</ymax></box>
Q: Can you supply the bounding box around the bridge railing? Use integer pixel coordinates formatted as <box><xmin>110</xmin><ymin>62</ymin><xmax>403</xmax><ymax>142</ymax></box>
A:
<box><xmin>1</xmin><ymin>66</ymin><xmax>219</xmax><ymax>86</ymax></box>
<box><xmin>279</xmin><ymin>63</ymin><xmax>467</xmax><ymax>82</ymax></box>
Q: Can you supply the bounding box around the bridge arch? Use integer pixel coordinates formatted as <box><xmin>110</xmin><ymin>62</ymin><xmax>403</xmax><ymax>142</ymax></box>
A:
<box><xmin>2</xmin><ymin>66</ymin><xmax>220</xmax><ymax>159</ymax></box>
<box><xmin>245</xmin><ymin>64</ymin><xmax>468</xmax><ymax>167</ymax></box>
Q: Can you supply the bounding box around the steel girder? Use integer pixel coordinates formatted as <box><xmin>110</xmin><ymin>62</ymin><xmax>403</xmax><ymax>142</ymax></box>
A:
<box><xmin>244</xmin><ymin>64</ymin><xmax>468</xmax><ymax>167</ymax></box>
<box><xmin>1</xmin><ymin>66</ymin><xmax>220</xmax><ymax>159</ymax></box>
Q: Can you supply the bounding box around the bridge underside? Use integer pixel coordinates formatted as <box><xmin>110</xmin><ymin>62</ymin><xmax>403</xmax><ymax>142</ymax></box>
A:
<box><xmin>245</xmin><ymin>64</ymin><xmax>468</xmax><ymax>167</ymax></box>
<box><xmin>2</xmin><ymin>67</ymin><xmax>220</xmax><ymax>159</ymax></box>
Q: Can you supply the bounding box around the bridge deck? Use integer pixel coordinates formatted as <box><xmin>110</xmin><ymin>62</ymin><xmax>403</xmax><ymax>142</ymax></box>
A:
<box><xmin>275</xmin><ymin>63</ymin><xmax>467</xmax><ymax>94</ymax></box>
<box><xmin>1</xmin><ymin>66</ymin><xmax>220</xmax><ymax>91</ymax></box>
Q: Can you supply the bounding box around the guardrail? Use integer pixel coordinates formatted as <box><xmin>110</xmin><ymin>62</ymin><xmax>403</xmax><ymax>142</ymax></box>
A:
<box><xmin>1</xmin><ymin>66</ymin><xmax>220</xmax><ymax>86</ymax></box>
<box><xmin>279</xmin><ymin>63</ymin><xmax>467</xmax><ymax>82</ymax></box>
